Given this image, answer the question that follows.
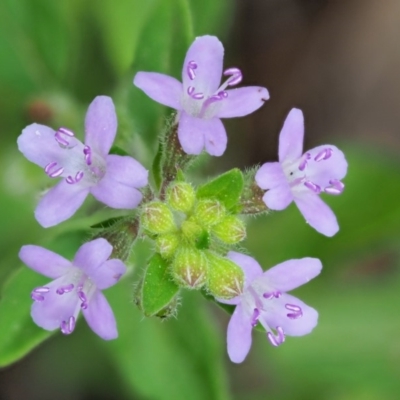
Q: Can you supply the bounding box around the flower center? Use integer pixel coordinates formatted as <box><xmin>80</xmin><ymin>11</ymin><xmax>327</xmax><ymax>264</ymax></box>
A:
<box><xmin>183</xmin><ymin>61</ymin><xmax>243</xmax><ymax>119</ymax></box>
<box><xmin>283</xmin><ymin>147</ymin><xmax>344</xmax><ymax>195</ymax></box>
<box><xmin>43</xmin><ymin>127</ymin><xmax>106</xmax><ymax>187</ymax></box>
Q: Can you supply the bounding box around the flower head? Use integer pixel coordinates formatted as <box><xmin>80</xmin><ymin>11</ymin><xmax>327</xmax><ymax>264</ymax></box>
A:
<box><xmin>134</xmin><ymin>35</ymin><xmax>269</xmax><ymax>156</ymax></box>
<box><xmin>221</xmin><ymin>252</ymin><xmax>321</xmax><ymax>363</ymax></box>
<box><xmin>18</xmin><ymin>96</ymin><xmax>148</xmax><ymax>227</ymax></box>
<box><xmin>19</xmin><ymin>238</ymin><xmax>126</xmax><ymax>340</ymax></box>
<box><xmin>255</xmin><ymin>108</ymin><xmax>348</xmax><ymax>236</ymax></box>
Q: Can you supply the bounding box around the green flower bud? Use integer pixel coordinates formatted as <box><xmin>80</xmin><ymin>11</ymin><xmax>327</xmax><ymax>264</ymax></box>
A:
<box><xmin>156</xmin><ymin>233</ymin><xmax>180</xmax><ymax>259</ymax></box>
<box><xmin>206</xmin><ymin>252</ymin><xmax>244</xmax><ymax>300</ymax></box>
<box><xmin>172</xmin><ymin>247</ymin><xmax>208</xmax><ymax>289</ymax></box>
<box><xmin>212</xmin><ymin>215</ymin><xmax>246</xmax><ymax>244</ymax></box>
<box><xmin>166</xmin><ymin>182</ymin><xmax>196</xmax><ymax>212</ymax></box>
<box><xmin>194</xmin><ymin>199</ymin><xmax>225</xmax><ymax>228</ymax></box>
<box><xmin>181</xmin><ymin>219</ymin><xmax>203</xmax><ymax>241</ymax></box>
<box><xmin>141</xmin><ymin>202</ymin><xmax>176</xmax><ymax>234</ymax></box>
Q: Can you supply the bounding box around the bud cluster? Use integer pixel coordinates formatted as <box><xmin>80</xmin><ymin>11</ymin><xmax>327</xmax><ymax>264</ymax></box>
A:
<box><xmin>139</xmin><ymin>180</ymin><xmax>247</xmax><ymax>299</ymax></box>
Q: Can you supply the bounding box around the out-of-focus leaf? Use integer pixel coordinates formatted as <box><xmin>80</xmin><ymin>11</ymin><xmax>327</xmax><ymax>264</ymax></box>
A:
<box><xmin>140</xmin><ymin>253</ymin><xmax>179</xmax><ymax>317</ymax></box>
<box><xmin>0</xmin><ymin>230</ymin><xmax>87</xmax><ymax>367</ymax></box>
<box><xmin>93</xmin><ymin>0</ymin><xmax>156</xmax><ymax>76</ymax></box>
<box><xmin>197</xmin><ymin>168</ymin><xmax>244</xmax><ymax>211</ymax></box>
<box><xmin>106</xmin><ymin>278</ymin><xmax>230</xmax><ymax>400</ymax></box>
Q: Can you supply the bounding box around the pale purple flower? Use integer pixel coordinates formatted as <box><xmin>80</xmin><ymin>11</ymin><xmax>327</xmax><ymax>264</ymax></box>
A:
<box><xmin>221</xmin><ymin>252</ymin><xmax>321</xmax><ymax>363</ymax></box>
<box><xmin>133</xmin><ymin>35</ymin><xmax>269</xmax><ymax>156</ymax></box>
<box><xmin>18</xmin><ymin>96</ymin><xmax>148</xmax><ymax>227</ymax></box>
<box><xmin>19</xmin><ymin>238</ymin><xmax>126</xmax><ymax>340</ymax></box>
<box><xmin>255</xmin><ymin>108</ymin><xmax>348</xmax><ymax>236</ymax></box>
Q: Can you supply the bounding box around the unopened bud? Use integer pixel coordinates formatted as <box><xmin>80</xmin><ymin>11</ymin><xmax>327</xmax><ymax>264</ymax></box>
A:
<box><xmin>141</xmin><ymin>202</ymin><xmax>176</xmax><ymax>234</ymax></box>
<box><xmin>172</xmin><ymin>247</ymin><xmax>208</xmax><ymax>289</ymax></box>
<box><xmin>166</xmin><ymin>182</ymin><xmax>195</xmax><ymax>212</ymax></box>
<box><xmin>212</xmin><ymin>215</ymin><xmax>246</xmax><ymax>244</ymax></box>
<box><xmin>181</xmin><ymin>219</ymin><xmax>203</xmax><ymax>241</ymax></box>
<box><xmin>156</xmin><ymin>233</ymin><xmax>180</xmax><ymax>259</ymax></box>
<box><xmin>194</xmin><ymin>199</ymin><xmax>225</xmax><ymax>227</ymax></box>
<box><xmin>206</xmin><ymin>252</ymin><xmax>244</xmax><ymax>300</ymax></box>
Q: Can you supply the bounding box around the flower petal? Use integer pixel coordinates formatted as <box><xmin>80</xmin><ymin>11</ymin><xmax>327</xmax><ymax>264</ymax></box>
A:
<box><xmin>262</xmin><ymin>185</ymin><xmax>293</xmax><ymax>211</ymax></box>
<box><xmin>133</xmin><ymin>72</ymin><xmax>183</xmax><ymax>110</ymax></box>
<box><xmin>258</xmin><ymin>258</ymin><xmax>322</xmax><ymax>292</ymax></box>
<box><xmin>19</xmin><ymin>245</ymin><xmax>71</xmax><ymax>279</ymax></box>
<box><xmin>278</xmin><ymin>108</ymin><xmax>304</xmax><ymax>163</ymax></box>
<box><xmin>82</xmin><ymin>290</ymin><xmax>118</xmax><ymax>340</ymax></box>
<box><xmin>215</xmin><ymin>87</ymin><xmax>269</xmax><ymax>118</ymax></box>
<box><xmin>35</xmin><ymin>181</ymin><xmax>89</xmax><ymax>227</ymax></box>
<box><xmin>294</xmin><ymin>191</ymin><xmax>339</xmax><ymax>236</ymax></box>
<box><xmin>303</xmin><ymin>145</ymin><xmax>348</xmax><ymax>187</ymax></box>
<box><xmin>84</xmin><ymin>96</ymin><xmax>117</xmax><ymax>157</ymax></box>
<box><xmin>227</xmin><ymin>303</ymin><xmax>253</xmax><ymax>363</ymax></box>
<box><xmin>178</xmin><ymin>111</ymin><xmax>205</xmax><ymax>155</ymax></box>
<box><xmin>261</xmin><ymin>293</ymin><xmax>318</xmax><ymax>337</ymax></box>
<box><xmin>255</xmin><ymin>162</ymin><xmax>287</xmax><ymax>190</ymax></box>
<box><xmin>182</xmin><ymin>35</ymin><xmax>223</xmax><ymax>96</ymax></box>
<box><xmin>105</xmin><ymin>154</ymin><xmax>148</xmax><ymax>189</ymax></box>
<box><xmin>17</xmin><ymin>123</ymin><xmax>63</xmax><ymax>168</ymax></box>
<box><xmin>73</xmin><ymin>238</ymin><xmax>113</xmax><ymax>274</ymax></box>
<box><xmin>90</xmin><ymin>259</ymin><xmax>126</xmax><ymax>290</ymax></box>
<box><xmin>228</xmin><ymin>252</ymin><xmax>263</xmax><ymax>288</ymax></box>
<box><xmin>31</xmin><ymin>276</ymin><xmax>81</xmax><ymax>331</ymax></box>
<box><xmin>203</xmin><ymin>118</ymin><xmax>227</xmax><ymax>156</ymax></box>
<box><xmin>90</xmin><ymin>175</ymin><xmax>143</xmax><ymax>209</ymax></box>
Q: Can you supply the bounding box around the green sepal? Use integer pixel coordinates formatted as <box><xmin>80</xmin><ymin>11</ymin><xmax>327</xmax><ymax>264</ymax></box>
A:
<box><xmin>90</xmin><ymin>216</ymin><xmax>125</xmax><ymax>229</ymax></box>
<box><xmin>196</xmin><ymin>168</ymin><xmax>244</xmax><ymax>211</ymax></box>
<box><xmin>152</xmin><ymin>141</ymin><xmax>163</xmax><ymax>190</ymax></box>
<box><xmin>109</xmin><ymin>145</ymin><xmax>130</xmax><ymax>156</ymax></box>
<box><xmin>140</xmin><ymin>253</ymin><xmax>180</xmax><ymax>317</ymax></box>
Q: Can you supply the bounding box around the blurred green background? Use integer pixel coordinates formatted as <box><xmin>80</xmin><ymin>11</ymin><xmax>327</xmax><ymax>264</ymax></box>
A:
<box><xmin>1</xmin><ymin>0</ymin><xmax>400</xmax><ymax>399</ymax></box>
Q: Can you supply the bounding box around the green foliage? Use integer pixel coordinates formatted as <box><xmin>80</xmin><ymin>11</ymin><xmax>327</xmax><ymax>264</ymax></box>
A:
<box><xmin>196</xmin><ymin>168</ymin><xmax>244</xmax><ymax>211</ymax></box>
<box><xmin>140</xmin><ymin>253</ymin><xmax>180</xmax><ymax>317</ymax></box>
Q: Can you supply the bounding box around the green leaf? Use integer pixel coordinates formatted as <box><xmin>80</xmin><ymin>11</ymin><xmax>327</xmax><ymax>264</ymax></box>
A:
<box><xmin>106</xmin><ymin>281</ymin><xmax>230</xmax><ymax>400</ymax></box>
<box><xmin>0</xmin><ymin>230</ymin><xmax>87</xmax><ymax>367</ymax></box>
<box><xmin>196</xmin><ymin>168</ymin><xmax>244</xmax><ymax>211</ymax></box>
<box><xmin>141</xmin><ymin>253</ymin><xmax>180</xmax><ymax>317</ymax></box>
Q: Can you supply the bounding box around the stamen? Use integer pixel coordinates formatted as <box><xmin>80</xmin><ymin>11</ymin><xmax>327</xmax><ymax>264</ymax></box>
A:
<box><xmin>263</xmin><ymin>290</ymin><xmax>281</xmax><ymax>299</ymax></box>
<box><xmin>299</xmin><ymin>153</ymin><xmax>311</xmax><ymax>171</ymax></box>
<box><xmin>55</xmin><ymin>127</ymin><xmax>75</xmax><ymax>147</ymax></box>
<box><xmin>31</xmin><ymin>292</ymin><xmax>44</xmax><ymax>301</ymax></box>
<box><xmin>32</xmin><ymin>286</ymin><xmax>50</xmax><ymax>294</ymax></box>
<box><xmin>60</xmin><ymin>316</ymin><xmax>76</xmax><ymax>335</ymax></box>
<box><xmin>324</xmin><ymin>179</ymin><xmax>344</xmax><ymax>195</ymax></box>
<box><xmin>66</xmin><ymin>171</ymin><xmax>84</xmax><ymax>185</ymax></box>
<box><xmin>186</xmin><ymin>86</ymin><xmax>204</xmax><ymax>100</ymax></box>
<box><xmin>83</xmin><ymin>146</ymin><xmax>92</xmax><ymax>166</ymax></box>
<box><xmin>187</xmin><ymin>60</ymin><xmax>197</xmax><ymax>80</ymax></box>
<box><xmin>267</xmin><ymin>326</ymin><xmax>285</xmax><ymax>347</ymax></box>
<box><xmin>304</xmin><ymin>181</ymin><xmax>321</xmax><ymax>194</ymax></box>
<box><xmin>314</xmin><ymin>148</ymin><xmax>332</xmax><ymax>162</ymax></box>
<box><xmin>44</xmin><ymin>162</ymin><xmax>64</xmax><ymax>178</ymax></box>
<box><xmin>56</xmin><ymin>283</ymin><xmax>74</xmax><ymax>295</ymax></box>
<box><xmin>251</xmin><ymin>308</ymin><xmax>260</xmax><ymax>327</ymax></box>
<box><xmin>285</xmin><ymin>303</ymin><xmax>303</xmax><ymax>319</ymax></box>
<box><xmin>223</xmin><ymin>67</ymin><xmax>243</xmax><ymax>86</ymax></box>
<box><xmin>78</xmin><ymin>290</ymin><xmax>88</xmax><ymax>309</ymax></box>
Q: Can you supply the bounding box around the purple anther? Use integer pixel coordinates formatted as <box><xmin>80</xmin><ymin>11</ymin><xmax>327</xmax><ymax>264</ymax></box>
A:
<box><xmin>60</xmin><ymin>316</ymin><xmax>76</xmax><ymax>335</ymax></box>
<box><xmin>251</xmin><ymin>308</ymin><xmax>260</xmax><ymax>327</ymax></box>
<box><xmin>304</xmin><ymin>181</ymin><xmax>321</xmax><ymax>194</ymax></box>
<box><xmin>83</xmin><ymin>145</ymin><xmax>92</xmax><ymax>165</ymax></box>
<box><xmin>44</xmin><ymin>162</ymin><xmax>64</xmax><ymax>178</ymax></box>
<box><xmin>78</xmin><ymin>291</ymin><xmax>87</xmax><ymax>303</ymax></box>
<box><xmin>33</xmin><ymin>286</ymin><xmax>50</xmax><ymax>294</ymax></box>
<box><xmin>31</xmin><ymin>292</ymin><xmax>44</xmax><ymax>302</ymax></box>
<box><xmin>285</xmin><ymin>303</ymin><xmax>303</xmax><ymax>319</ymax></box>
<box><xmin>56</xmin><ymin>283</ymin><xmax>74</xmax><ymax>295</ymax></box>
<box><xmin>263</xmin><ymin>290</ymin><xmax>281</xmax><ymax>299</ymax></box>
<box><xmin>187</xmin><ymin>60</ymin><xmax>197</xmax><ymax>80</ymax></box>
<box><xmin>55</xmin><ymin>127</ymin><xmax>75</xmax><ymax>147</ymax></box>
<box><xmin>192</xmin><ymin>92</ymin><xmax>204</xmax><ymax>100</ymax></box>
<box><xmin>299</xmin><ymin>153</ymin><xmax>311</xmax><ymax>171</ymax></box>
<box><xmin>58</xmin><ymin>127</ymin><xmax>75</xmax><ymax>137</ymax></box>
<box><xmin>267</xmin><ymin>327</ymin><xmax>284</xmax><ymax>347</ymax></box>
<box><xmin>66</xmin><ymin>171</ymin><xmax>84</xmax><ymax>185</ymax></box>
<box><xmin>324</xmin><ymin>179</ymin><xmax>344</xmax><ymax>195</ymax></box>
<box><xmin>187</xmin><ymin>86</ymin><xmax>195</xmax><ymax>95</ymax></box>
<box><xmin>223</xmin><ymin>67</ymin><xmax>243</xmax><ymax>86</ymax></box>
<box><xmin>314</xmin><ymin>148</ymin><xmax>332</xmax><ymax>162</ymax></box>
